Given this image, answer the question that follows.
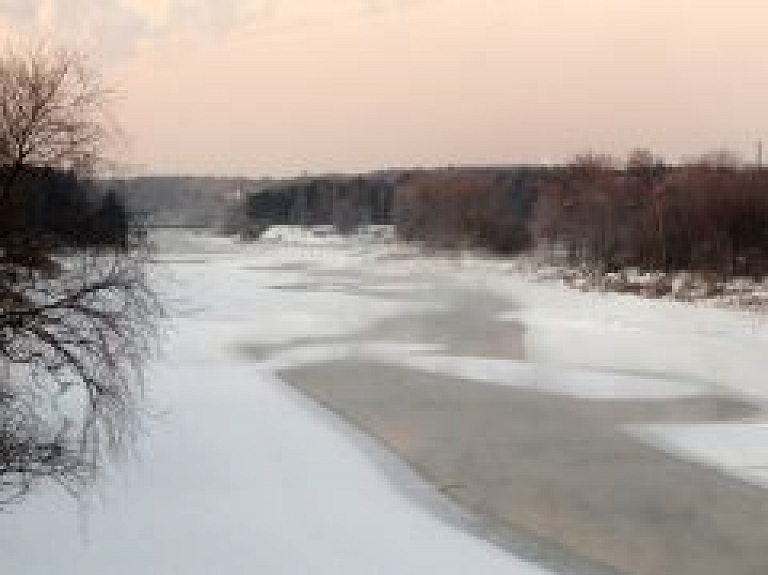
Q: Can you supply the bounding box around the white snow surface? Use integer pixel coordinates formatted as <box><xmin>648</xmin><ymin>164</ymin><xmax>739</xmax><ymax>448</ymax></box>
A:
<box><xmin>491</xmin><ymin>278</ymin><xmax>768</xmax><ymax>405</ymax></box>
<box><xmin>260</xmin><ymin>224</ymin><xmax>396</xmax><ymax>245</ymax></box>
<box><xmin>210</xmin><ymin>229</ymin><xmax>768</xmax><ymax>487</ymax></box>
<box><xmin>626</xmin><ymin>422</ymin><xmax>768</xmax><ymax>489</ymax></box>
<box><xmin>266</xmin><ymin>344</ymin><xmax>704</xmax><ymax>401</ymax></box>
<box><xmin>5</xmin><ymin>228</ymin><xmax>768</xmax><ymax>574</ymax></box>
<box><xmin>376</xmin><ymin>354</ymin><xmax>705</xmax><ymax>400</ymax></box>
<box><xmin>0</xmin><ymin>230</ymin><xmax>553</xmax><ymax>575</ymax></box>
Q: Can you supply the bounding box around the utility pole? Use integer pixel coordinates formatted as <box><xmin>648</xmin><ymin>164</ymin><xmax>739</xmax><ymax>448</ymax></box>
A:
<box><xmin>758</xmin><ymin>139</ymin><xmax>763</xmax><ymax>171</ymax></box>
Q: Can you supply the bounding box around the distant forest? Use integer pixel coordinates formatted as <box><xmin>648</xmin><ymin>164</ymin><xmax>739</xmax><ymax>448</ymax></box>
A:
<box><xmin>110</xmin><ymin>172</ymin><xmax>403</xmax><ymax>231</ymax></box>
<box><xmin>2</xmin><ymin>167</ymin><xmax>139</xmax><ymax>250</ymax></box>
<box><xmin>112</xmin><ymin>176</ymin><xmax>252</xmax><ymax>228</ymax></box>
<box><xmin>111</xmin><ymin>154</ymin><xmax>768</xmax><ymax>282</ymax></box>
<box><xmin>110</xmin><ymin>168</ymin><xmax>541</xmax><ymax>233</ymax></box>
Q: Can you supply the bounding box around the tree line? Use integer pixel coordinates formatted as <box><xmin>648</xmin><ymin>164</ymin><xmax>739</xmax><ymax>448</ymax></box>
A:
<box><xmin>238</xmin><ymin>156</ymin><xmax>768</xmax><ymax>284</ymax></box>
<box><xmin>4</xmin><ymin>166</ymin><xmax>140</xmax><ymax>250</ymax></box>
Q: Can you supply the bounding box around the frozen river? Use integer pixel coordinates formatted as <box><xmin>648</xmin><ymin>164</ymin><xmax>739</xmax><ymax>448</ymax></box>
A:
<box><xmin>0</xmin><ymin>231</ymin><xmax>556</xmax><ymax>575</ymax></box>
<box><xmin>4</xmin><ymin>229</ymin><xmax>768</xmax><ymax>574</ymax></box>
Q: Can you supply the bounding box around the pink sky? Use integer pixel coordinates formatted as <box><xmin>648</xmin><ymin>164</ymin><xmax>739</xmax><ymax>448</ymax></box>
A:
<box><xmin>3</xmin><ymin>0</ymin><xmax>768</xmax><ymax>176</ymax></box>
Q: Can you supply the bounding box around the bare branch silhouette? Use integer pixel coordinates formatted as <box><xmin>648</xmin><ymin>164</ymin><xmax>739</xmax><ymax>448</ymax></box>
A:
<box><xmin>0</xmin><ymin>44</ymin><xmax>159</xmax><ymax>503</ymax></box>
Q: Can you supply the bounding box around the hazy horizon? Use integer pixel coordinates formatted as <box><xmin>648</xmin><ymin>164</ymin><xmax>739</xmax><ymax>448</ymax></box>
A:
<box><xmin>2</xmin><ymin>0</ymin><xmax>767</xmax><ymax>177</ymax></box>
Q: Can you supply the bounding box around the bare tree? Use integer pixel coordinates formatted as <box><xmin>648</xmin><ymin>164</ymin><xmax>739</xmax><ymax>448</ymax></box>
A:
<box><xmin>0</xmin><ymin>45</ymin><xmax>158</xmax><ymax>503</ymax></box>
<box><xmin>0</xmin><ymin>44</ymin><xmax>115</xmax><ymax>187</ymax></box>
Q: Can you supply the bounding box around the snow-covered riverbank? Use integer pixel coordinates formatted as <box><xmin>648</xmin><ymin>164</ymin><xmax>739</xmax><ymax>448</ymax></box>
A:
<box><xmin>0</xmin><ymin>230</ymin><xmax>555</xmax><ymax>575</ymax></box>
<box><xmin>3</xmin><ymin>228</ymin><xmax>768</xmax><ymax>574</ymax></box>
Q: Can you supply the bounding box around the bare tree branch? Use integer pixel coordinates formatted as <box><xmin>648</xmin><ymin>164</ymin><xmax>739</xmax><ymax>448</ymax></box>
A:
<box><xmin>0</xmin><ymin>43</ymin><xmax>159</xmax><ymax>504</ymax></box>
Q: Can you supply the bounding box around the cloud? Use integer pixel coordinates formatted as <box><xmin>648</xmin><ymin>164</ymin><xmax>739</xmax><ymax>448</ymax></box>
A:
<box><xmin>1</xmin><ymin>0</ymin><xmax>39</xmax><ymax>21</ymax></box>
<box><xmin>361</xmin><ymin>0</ymin><xmax>428</xmax><ymax>15</ymax></box>
<box><xmin>0</xmin><ymin>0</ymin><xmax>429</xmax><ymax>61</ymax></box>
<box><xmin>0</xmin><ymin>0</ymin><xmax>148</xmax><ymax>59</ymax></box>
<box><xmin>0</xmin><ymin>0</ymin><xmax>274</xmax><ymax>59</ymax></box>
<box><xmin>122</xmin><ymin>0</ymin><xmax>174</xmax><ymax>29</ymax></box>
